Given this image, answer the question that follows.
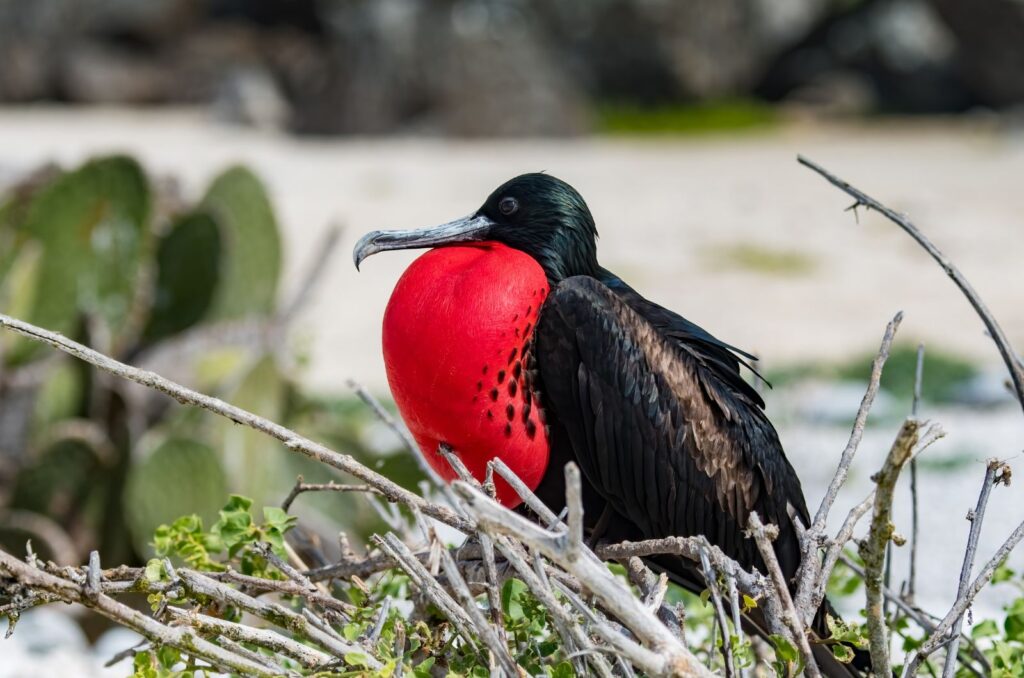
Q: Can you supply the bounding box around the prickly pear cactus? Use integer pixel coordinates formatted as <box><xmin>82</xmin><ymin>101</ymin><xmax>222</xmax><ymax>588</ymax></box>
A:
<box><xmin>211</xmin><ymin>356</ymin><xmax>289</xmax><ymax>508</ymax></box>
<box><xmin>142</xmin><ymin>211</ymin><xmax>222</xmax><ymax>343</ymax></box>
<box><xmin>14</xmin><ymin>155</ymin><xmax>150</xmax><ymax>360</ymax></box>
<box><xmin>201</xmin><ymin>166</ymin><xmax>282</xmax><ymax>321</ymax></box>
<box><xmin>123</xmin><ymin>438</ymin><xmax>228</xmax><ymax>557</ymax></box>
<box><xmin>0</xmin><ymin>155</ymin><xmax>303</xmax><ymax>567</ymax></box>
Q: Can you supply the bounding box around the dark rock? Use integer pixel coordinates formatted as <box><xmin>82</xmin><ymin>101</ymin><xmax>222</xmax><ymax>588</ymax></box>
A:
<box><xmin>293</xmin><ymin>0</ymin><xmax>589</xmax><ymax>136</ymax></box>
<box><xmin>534</xmin><ymin>0</ymin><xmax>832</xmax><ymax>102</ymax></box>
<box><xmin>59</xmin><ymin>42</ymin><xmax>171</xmax><ymax>104</ymax></box>
<box><xmin>755</xmin><ymin>0</ymin><xmax>976</xmax><ymax>114</ymax></box>
<box><xmin>928</xmin><ymin>0</ymin><xmax>1024</xmax><ymax>106</ymax></box>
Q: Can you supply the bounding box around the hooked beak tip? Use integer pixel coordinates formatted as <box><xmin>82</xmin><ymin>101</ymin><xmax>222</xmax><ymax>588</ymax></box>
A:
<box><xmin>352</xmin><ymin>232</ymin><xmax>382</xmax><ymax>271</ymax></box>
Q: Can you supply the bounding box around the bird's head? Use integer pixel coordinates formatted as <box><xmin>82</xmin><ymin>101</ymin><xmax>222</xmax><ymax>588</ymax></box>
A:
<box><xmin>353</xmin><ymin>173</ymin><xmax>599</xmax><ymax>283</ymax></box>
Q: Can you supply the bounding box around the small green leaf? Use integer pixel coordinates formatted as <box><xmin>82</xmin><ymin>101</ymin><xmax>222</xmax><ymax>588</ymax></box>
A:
<box><xmin>972</xmin><ymin>618</ymin><xmax>1000</xmax><ymax>639</ymax></box>
<box><xmin>262</xmin><ymin>506</ymin><xmax>293</xmax><ymax>530</ymax></box>
<box><xmin>1005</xmin><ymin>597</ymin><xmax>1024</xmax><ymax>642</ymax></box>
<box><xmin>550</xmin><ymin>661</ymin><xmax>575</xmax><ymax>678</ymax></box>
<box><xmin>156</xmin><ymin>646</ymin><xmax>180</xmax><ymax>669</ymax></box>
<box><xmin>993</xmin><ymin>561</ymin><xmax>1016</xmax><ymax>584</ymax></box>
<box><xmin>213</xmin><ymin>494</ymin><xmax>256</xmax><ymax>554</ymax></box>
<box><xmin>831</xmin><ymin>643</ymin><xmax>854</xmax><ymax>664</ymax></box>
<box><xmin>502</xmin><ymin>578</ymin><xmax>527</xmax><ymax>621</ymax></box>
<box><xmin>770</xmin><ymin>634</ymin><xmax>798</xmax><ymax>663</ymax></box>
<box><xmin>412</xmin><ymin>657</ymin><xmax>436</xmax><ymax>678</ymax></box>
<box><xmin>132</xmin><ymin>651</ymin><xmax>157</xmax><ymax>678</ymax></box>
<box><xmin>144</xmin><ymin>559</ymin><xmax>165</xmax><ymax>583</ymax></box>
<box><xmin>344</xmin><ymin>652</ymin><xmax>372</xmax><ymax>668</ymax></box>
<box><xmin>742</xmin><ymin>594</ymin><xmax>758</xmax><ymax>612</ymax></box>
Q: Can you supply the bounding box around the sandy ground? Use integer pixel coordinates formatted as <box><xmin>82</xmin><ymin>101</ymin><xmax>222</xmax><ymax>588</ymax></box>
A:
<box><xmin>1</xmin><ymin>107</ymin><xmax>1023</xmax><ymax>646</ymax></box>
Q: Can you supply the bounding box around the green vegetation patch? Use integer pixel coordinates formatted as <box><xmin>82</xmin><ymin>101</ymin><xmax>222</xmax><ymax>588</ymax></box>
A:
<box><xmin>598</xmin><ymin>99</ymin><xmax>778</xmax><ymax>135</ymax></box>
<box><xmin>705</xmin><ymin>243</ymin><xmax>818</xmax><ymax>277</ymax></box>
<box><xmin>768</xmin><ymin>343</ymin><xmax>979</xmax><ymax>405</ymax></box>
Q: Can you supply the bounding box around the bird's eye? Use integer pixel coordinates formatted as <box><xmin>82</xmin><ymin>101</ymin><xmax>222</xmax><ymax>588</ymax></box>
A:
<box><xmin>499</xmin><ymin>196</ymin><xmax>519</xmax><ymax>216</ymax></box>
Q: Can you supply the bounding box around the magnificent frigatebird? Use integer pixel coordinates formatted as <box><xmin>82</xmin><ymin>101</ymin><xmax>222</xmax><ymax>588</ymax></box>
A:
<box><xmin>354</xmin><ymin>173</ymin><xmax>869</xmax><ymax>676</ymax></box>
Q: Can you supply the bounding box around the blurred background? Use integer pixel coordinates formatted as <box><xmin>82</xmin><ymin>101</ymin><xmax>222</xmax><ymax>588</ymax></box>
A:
<box><xmin>1</xmin><ymin>0</ymin><xmax>1023</xmax><ymax>674</ymax></box>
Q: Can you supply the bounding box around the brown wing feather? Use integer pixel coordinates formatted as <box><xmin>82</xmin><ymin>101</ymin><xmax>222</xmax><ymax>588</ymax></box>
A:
<box><xmin>535</xmin><ymin>276</ymin><xmax>808</xmax><ymax>576</ymax></box>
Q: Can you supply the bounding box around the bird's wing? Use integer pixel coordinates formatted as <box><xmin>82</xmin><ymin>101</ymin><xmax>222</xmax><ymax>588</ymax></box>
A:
<box><xmin>535</xmin><ymin>276</ymin><xmax>808</xmax><ymax>575</ymax></box>
<box><xmin>599</xmin><ymin>270</ymin><xmax>768</xmax><ymax>409</ymax></box>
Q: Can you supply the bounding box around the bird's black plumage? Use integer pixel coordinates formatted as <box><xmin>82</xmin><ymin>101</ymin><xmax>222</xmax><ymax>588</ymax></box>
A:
<box><xmin>354</xmin><ymin>173</ymin><xmax>869</xmax><ymax>676</ymax></box>
<box><xmin>534</xmin><ymin>275</ymin><xmax>808</xmax><ymax>576</ymax></box>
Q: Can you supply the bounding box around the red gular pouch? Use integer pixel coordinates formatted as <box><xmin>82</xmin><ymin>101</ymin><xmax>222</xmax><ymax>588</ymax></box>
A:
<box><xmin>382</xmin><ymin>242</ymin><xmax>551</xmax><ymax>508</ymax></box>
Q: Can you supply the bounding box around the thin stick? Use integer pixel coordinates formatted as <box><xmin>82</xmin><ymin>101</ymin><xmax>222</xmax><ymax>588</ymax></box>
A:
<box><xmin>176</xmin><ymin>568</ymin><xmax>379</xmax><ymax>666</ymax></box>
<box><xmin>596</xmin><ymin>537</ymin><xmax>768</xmax><ymax>601</ymax></box>
<box><xmin>489</xmin><ymin>458</ymin><xmax>562</xmax><ymax>528</ymax></box>
<box><xmin>700</xmin><ymin>548</ymin><xmax>736</xmax><ymax>677</ymax></box>
<box><xmin>165</xmin><ymin>607</ymin><xmax>334</xmax><ymax>669</ymax></box>
<box><xmin>278</xmin><ymin>224</ymin><xmax>342</xmax><ymax>325</ymax></box>
<box><xmin>941</xmin><ymin>461</ymin><xmax>1006</xmax><ymax>678</ymax></box>
<box><xmin>454</xmin><ymin>467</ymin><xmax>714</xmax><ymax>677</ymax></box>
<box><xmin>420</xmin><ymin>516</ymin><xmax>519</xmax><ymax>677</ymax></box>
<box><xmin>725</xmin><ymin>569</ymin><xmax>746</xmax><ymax>675</ymax></box>
<box><xmin>0</xmin><ymin>312</ymin><xmax>472</xmax><ymax>533</ymax></box>
<box><xmin>812</xmin><ymin>311</ymin><xmax>902</xmax><ymax>531</ymax></box>
<box><xmin>0</xmin><ymin>551</ymin><xmax>278</xmax><ymax>677</ymax></box>
<box><xmin>908</xmin><ymin>343</ymin><xmax>925</xmax><ymax>601</ymax></box>
<box><xmin>347</xmin><ymin>378</ymin><xmax>444</xmax><ymax>488</ymax></box>
<box><xmin>372</xmin><ymin>533</ymin><xmax>481</xmax><ymax>656</ymax></box>
<box><xmin>280</xmin><ymin>477</ymin><xmax>381</xmax><ymax>512</ymax></box>
<box><xmin>214</xmin><ymin>636</ymin><xmax>293</xmax><ymax>675</ymax></box>
<box><xmin>798</xmin><ymin>155</ymin><xmax>1024</xmax><ymax>413</ymax></box>
<box><xmin>796</xmin><ymin>312</ymin><xmax>904</xmax><ymax>618</ymax></box>
<box><xmin>904</xmin><ymin>513</ymin><xmax>1024</xmax><ymax>676</ymax></box>
<box><xmin>491</xmin><ymin>536</ymin><xmax>615</xmax><ymax>678</ymax></box>
<box><xmin>747</xmin><ymin>513</ymin><xmax>820</xmax><ymax>678</ymax></box>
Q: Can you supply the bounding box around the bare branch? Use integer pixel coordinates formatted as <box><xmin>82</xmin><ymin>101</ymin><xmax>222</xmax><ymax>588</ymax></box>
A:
<box><xmin>176</xmin><ymin>568</ymin><xmax>380</xmax><ymax>667</ymax></box>
<box><xmin>214</xmin><ymin>636</ymin><xmax>294</xmax><ymax>676</ymax></box>
<box><xmin>860</xmin><ymin>418</ymin><xmax>921</xmax><ymax>676</ymax></box>
<box><xmin>941</xmin><ymin>460</ymin><xmax>1010</xmax><ymax>678</ymax></box>
<box><xmin>0</xmin><ymin>312</ymin><xmax>472</xmax><ymax>533</ymax></box>
<box><xmin>798</xmin><ymin>155</ymin><xmax>1024</xmax><ymax>413</ymax></box>
<box><xmin>699</xmin><ymin>547</ymin><xmax>736</xmax><ymax>677</ymax></box>
<box><xmin>280</xmin><ymin>476</ymin><xmax>381</xmax><ymax>513</ymax></box>
<box><xmin>907</xmin><ymin>343</ymin><xmax>925</xmax><ymax>602</ymax></box>
<box><xmin>747</xmin><ymin>513</ymin><xmax>820</xmax><ymax>678</ymax></box>
<box><xmin>165</xmin><ymin>607</ymin><xmax>334</xmax><ymax>669</ymax></box>
<box><xmin>0</xmin><ymin>550</ymin><xmax>278</xmax><ymax>677</ymax></box>
<box><xmin>489</xmin><ymin>457</ymin><xmax>562</xmax><ymax>529</ymax></box>
<box><xmin>348</xmin><ymin>378</ymin><xmax>444</xmax><ymax>488</ymax></box>
<box><xmin>454</xmin><ymin>465</ymin><xmax>714</xmax><ymax>678</ymax></box>
<box><xmin>836</xmin><ymin>554</ymin><xmax>989</xmax><ymax>678</ymax></box>
<box><xmin>491</xmin><ymin>535</ymin><xmax>615</xmax><ymax>678</ymax></box>
<box><xmin>904</xmin><ymin>511</ymin><xmax>1024</xmax><ymax>677</ymax></box>
<box><xmin>812</xmin><ymin>311</ymin><xmax>903</xmax><ymax>532</ymax></box>
<box><xmin>418</xmin><ymin>514</ymin><xmax>520</xmax><ymax>677</ymax></box>
<box><xmin>372</xmin><ymin>532</ymin><xmax>482</xmax><ymax>656</ymax></box>
<box><xmin>596</xmin><ymin>537</ymin><xmax>769</xmax><ymax>602</ymax></box>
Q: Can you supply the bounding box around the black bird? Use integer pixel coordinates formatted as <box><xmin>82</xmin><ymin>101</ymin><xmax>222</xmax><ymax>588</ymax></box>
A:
<box><xmin>354</xmin><ymin>173</ymin><xmax>869</xmax><ymax>676</ymax></box>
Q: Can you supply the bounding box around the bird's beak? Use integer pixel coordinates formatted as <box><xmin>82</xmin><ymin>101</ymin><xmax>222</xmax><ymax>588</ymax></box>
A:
<box><xmin>353</xmin><ymin>213</ymin><xmax>495</xmax><ymax>270</ymax></box>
